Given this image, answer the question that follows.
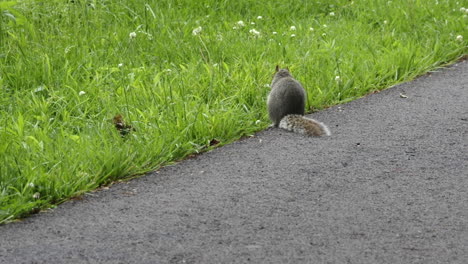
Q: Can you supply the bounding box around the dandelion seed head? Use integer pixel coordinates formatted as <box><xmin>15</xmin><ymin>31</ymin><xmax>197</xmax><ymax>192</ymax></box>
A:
<box><xmin>192</xmin><ymin>26</ymin><xmax>202</xmax><ymax>36</ymax></box>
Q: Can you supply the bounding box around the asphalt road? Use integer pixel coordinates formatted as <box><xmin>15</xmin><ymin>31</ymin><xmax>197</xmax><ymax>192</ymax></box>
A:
<box><xmin>0</xmin><ymin>60</ymin><xmax>467</xmax><ymax>264</ymax></box>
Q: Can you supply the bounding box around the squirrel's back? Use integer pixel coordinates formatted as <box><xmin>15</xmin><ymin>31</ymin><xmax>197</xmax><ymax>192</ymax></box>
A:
<box><xmin>268</xmin><ymin>69</ymin><xmax>305</xmax><ymax>126</ymax></box>
<box><xmin>267</xmin><ymin>66</ymin><xmax>330</xmax><ymax>137</ymax></box>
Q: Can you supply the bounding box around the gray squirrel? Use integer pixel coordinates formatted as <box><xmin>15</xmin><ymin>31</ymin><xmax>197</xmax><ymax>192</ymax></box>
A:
<box><xmin>267</xmin><ymin>66</ymin><xmax>331</xmax><ymax>136</ymax></box>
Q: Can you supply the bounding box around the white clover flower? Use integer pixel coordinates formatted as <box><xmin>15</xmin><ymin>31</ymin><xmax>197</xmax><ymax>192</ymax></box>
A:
<box><xmin>383</xmin><ymin>20</ymin><xmax>388</xmax><ymax>24</ymax></box>
<box><xmin>192</xmin><ymin>26</ymin><xmax>202</xmax><ymax>36</ymax></box>
<box><xmin>251</xmin><ymin>22</ymin><xmax>255</xmax><ymax>25</ymax></box>
<box><xmin>335</xmin><ymin>76</ymin><xmax>341</xmax><ymax>81</ymax></box>
<box><xmin>249</xmin><ymin>29</ymin><xmax>261</xmax><ymax>37</ymax></box>
<box><xmin>33</xmin><ymin>192</ymin><xmax>40</xmax><ymax>199</ymax></box>
<box><xmin>79</xmin><ymin>91</ymin><xmax>86</xmax><ymax>96</ymax></box>
<box><xmin>460</xmin><ymin>7</ymin><xmax>466</xmax><ymax>12</ymax></box>
<box><xmin>272</xmin><ymin>31</ymin><xmax>278</xmax><ymax>35</ymax></box>
<box><xmin>309</xmin><ymin>27</ymin><xmax>315</xmax><ymax>31</ymax></box>
<box><xmin>257</xmin><ymin>16</ymin><xmax>263</xmax><ymax>20</ymax></box>
<box><xmin>237</xmin><ymin>20</ymin><xmax>245</xmax><ymax>27</ymax></box>
<box><xmin>34</xmin><ymin>85</ymin><xmax>45</xmax><ymax>93</ymax></box>
<box><xmin>118</xmin><ymin>63</ymin><xmax>124</xmax><ymax>67</ymax></box>
<box><xmin>456</xmin><ymin>35</ymin><xmax>463</xmax><ymax>41</ymax></box>
<box><xmin>28</xmin><ymin>183</ymin><xmax>35</xmax><ymax>188</ymax></box>
<box><xmin>129</xmin><ymin>32</ymin><xmax>137</xmax><ymax>39</ymax></box>
<box><xmin>329</xmin><ymin>12</ymin><xmax>335</xmax><ymax>16</ymax></box>
<box><xmin>323</xmin><ymin>24</ymin><xmax>328</xmax><ymax>28</ymax></box>
<box><xmin>290</xmin><ymin>26</ymin><xmax>296</xmax><ymax>31</ymax></box>
<box><xmin>291</xmin><ymin>34</ymin><xmax>296</xmax><ymax>37</ymax></box>
<box><xmin>233</xmin><ymin>26</ymin><xmax>238</xmax><ymax>30</ymax></box>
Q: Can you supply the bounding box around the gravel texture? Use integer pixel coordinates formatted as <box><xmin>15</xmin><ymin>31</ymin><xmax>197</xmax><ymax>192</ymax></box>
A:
<box><xmin>0</xmin><ymin>60</ymin><xmax>467</xmax><ymax>264</ymax></box>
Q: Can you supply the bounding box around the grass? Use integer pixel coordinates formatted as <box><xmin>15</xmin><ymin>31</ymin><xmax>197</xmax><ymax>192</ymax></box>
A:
<box><xmin>0</xmin><ymin>0</ymin><xmax>466</xmax><ymax>223</ymax></box>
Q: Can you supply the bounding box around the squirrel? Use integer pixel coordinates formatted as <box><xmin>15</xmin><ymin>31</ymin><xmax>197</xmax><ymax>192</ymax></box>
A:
<box><xmin>267</xmin><ymin>65</ymin><xmax>331</xmax><ymax>137</ymax></box>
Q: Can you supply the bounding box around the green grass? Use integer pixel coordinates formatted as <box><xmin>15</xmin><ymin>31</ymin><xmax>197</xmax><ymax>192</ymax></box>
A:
<box><xmin>0</xmin><ymin>0</ymin><xmax>466</xmax><ymax>223</ymax></box>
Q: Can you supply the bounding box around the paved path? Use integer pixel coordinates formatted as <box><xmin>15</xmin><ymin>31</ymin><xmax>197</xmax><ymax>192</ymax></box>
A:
<box><xmin>1</xmin><ymin>60</ymin><xmax>467</xmax><ymax>264</ymax></box>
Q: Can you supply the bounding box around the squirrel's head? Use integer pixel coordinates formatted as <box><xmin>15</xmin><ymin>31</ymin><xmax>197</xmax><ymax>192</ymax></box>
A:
<box><xmin>273</xmin><ymin>65</ymin><xmax>292</xmax><ymax>79</ymax></box>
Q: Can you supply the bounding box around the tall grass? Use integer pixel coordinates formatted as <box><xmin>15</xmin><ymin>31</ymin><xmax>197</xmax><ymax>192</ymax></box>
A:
<box><xmin>0</xmin><ymin>0</ymin><xmax>466</xmax><ymax>223</ymax></box>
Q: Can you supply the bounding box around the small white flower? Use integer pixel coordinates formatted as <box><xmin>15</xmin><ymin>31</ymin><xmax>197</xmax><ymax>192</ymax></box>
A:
<box><xmin>383</xmin><ymin>20</ymin><xmax>388</xmax><ymax>24</ymax></box>
<box><xmin>237</xmin><ymin>20</ymin><xmax>245</xmax><ymax>27</ymax></box>
<box><xmin>213</xmin><ymin>63</ymin><xmax>219</xmax><ymax>67</ymax></box>
<box><xmin>33</xmin><ymin>192</ymin><xmax>40</xmax><ymax>199</ymax></box>
<box><xmin>251</xmin><ymin>22</ymin><xmax>255</xmax><ymax>25</ymax></box>
<box><xmin>309</xmin><ymin>27</ymin><xmax>315</xmax><ymax>31</ymax></box>
<box><xmin>255</xmin><ymin>120</ymin><xmax>261</xmax><ymax>125</ymax></box>
<box><xmin>34</xmin><ymin>85</ymin><xmax>45</xmax><ymax>93</ymax></box>
<box><xmin>28</xmin><ymin>183</ymin><xmax>35</xmax><ymax>188</ymax></box>
<box><xmin>79</xmin><ymin>91</ymin><xmax>86</xmax><ymax>96</ymax></box>
<box><xmin>257</xmin><ymin>16</ymin><xmax>263</xmax><ymax>20</ymax></box>
<box><xmin>460</xmin><ymin>7</ymin><xmax>466</xmax><ymax>12</ymax></box>
<box><xmin>233</xmin><ymin>26</ymin><xmax>238</xmax><ymax>30</ymax></box>
<box><xmin>129</xmin><ymin>32</ymin><xmax>137</xmax><ymax>39</ymax></box>
<box><xmin>329</xmin><ymin>12</ymin><xmax>335</xmax><ymax>16</ymax></box>
<box><xmin>272</xmin><ymin>31</ymin><xmax>278</xmax><ymax>35</ymax></box>
<box><xmin>192</xmin><ymin>26</ymin><xmax>202</xmax><ymax>36</ymax></box>
<box><xmin>290</xmin><ymin>34</ymin><xmax>296</xmax><ymax>38</ymax></box>
<box><xmin>290</xmin><ymin>26</ymin><xmax>296</xmax><ymax>31</ymax></box>
<box><xmin>323</xmin><ymin>24</ymin><xmax>328</xmax><ymax>28</ymax></box>
<box><xmin>249</xmin><ymin>29</ymin><xmax>260</xmax><ymax>37</ymax></box>
<box><xmin>456</xmin><ymin>35</ymin><xmax>463</xmax><ymax>41</ymax></box>
<box><xmin>264</xmin><ymin>84</ymin><xmax>270</xmax><ymax>88</ymax></box>
<box><xmin>118</xmin><ymin>63</ymin><xmax>124</xmax><ymax>68</ymax></box>
<box><xmin>335</xmin><ymin>76</ymin><xmax>341</xmax><ymax>81</ymax></box>
<box><xmin>322</xmin><ymin>33</ymin><xmax>327</xmax><ymax>36</ymax></box>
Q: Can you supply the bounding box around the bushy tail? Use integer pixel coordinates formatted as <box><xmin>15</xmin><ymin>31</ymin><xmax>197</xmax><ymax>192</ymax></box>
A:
<box><xmin>279</xmin><ymin>114</ymin><xmax>331</xmax><ymax>137</ymax></box>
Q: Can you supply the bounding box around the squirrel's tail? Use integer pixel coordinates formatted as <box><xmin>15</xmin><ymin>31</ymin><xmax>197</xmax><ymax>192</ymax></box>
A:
<box><xmin>279</xmin><ymin>114</ymin><xmax>331</xmax><ymax>137</ymax></box>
